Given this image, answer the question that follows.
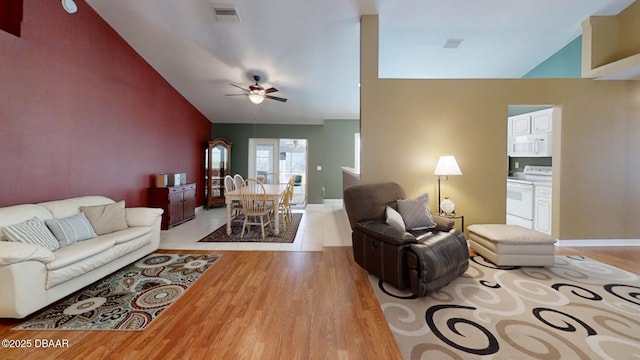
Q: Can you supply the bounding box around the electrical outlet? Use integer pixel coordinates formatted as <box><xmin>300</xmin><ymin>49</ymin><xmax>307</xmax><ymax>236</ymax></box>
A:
<box><xmin>515</xmin><ymin>161</ymin><xmax>520</xmax><ymax>169</ymax></box>
<box><xmin>316</xmin><ymin>165</ymin><xmax>322</xmax><ymax>171</ymax></box>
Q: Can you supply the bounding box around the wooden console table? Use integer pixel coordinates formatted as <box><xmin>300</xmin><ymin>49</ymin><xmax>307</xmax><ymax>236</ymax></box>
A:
<box><xmin>149</xmin><ymin>183</ymin><xmax>196</xmax><ymax>230</ymax></box>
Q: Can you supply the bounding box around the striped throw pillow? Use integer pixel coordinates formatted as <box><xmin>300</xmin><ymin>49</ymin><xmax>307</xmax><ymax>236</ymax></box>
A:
<box><xmin>2</xmin><ymin>217</ymin><xmax>60</xmax><ymax>251</ymax></box>
<box><xmin>45</xmin><ymin>212</ymin><xmax>98</xmax><ymax>247</ymax></box>
<box><xmin>397</xmin><ymin>193</ymin><xmax>437</xmax><ymax>231</ymax></box>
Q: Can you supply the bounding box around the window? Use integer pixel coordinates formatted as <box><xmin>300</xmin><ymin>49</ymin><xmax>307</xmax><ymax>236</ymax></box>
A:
<box><xmin>255</xmin><ymin>146</ymin><xmax>273</xmax><ymax>176</ymax></box>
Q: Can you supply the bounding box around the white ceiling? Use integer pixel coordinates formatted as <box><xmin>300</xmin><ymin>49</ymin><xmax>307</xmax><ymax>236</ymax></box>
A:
<box><xmin>85</xmin><ymin>0</ymin><xmax>634</xmax><ymax>125</ymax></box>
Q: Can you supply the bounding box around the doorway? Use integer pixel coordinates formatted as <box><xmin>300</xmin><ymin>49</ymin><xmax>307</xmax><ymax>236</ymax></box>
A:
<box><xmin>248</xmin><ymin>138</ymin><xmax>307</xmax><ymax>206</ymax></box>
<box><xmin>506</xmin><ymin>105</ymin><xmax>559</xmax><ymax>236</ymax></box>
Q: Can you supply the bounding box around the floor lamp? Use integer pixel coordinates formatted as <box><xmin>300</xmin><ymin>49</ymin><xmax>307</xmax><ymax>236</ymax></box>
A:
<box><xmin>434</xmin><ymin>155</ymin><xmax>462</xmax><ymax>214</ymax></box>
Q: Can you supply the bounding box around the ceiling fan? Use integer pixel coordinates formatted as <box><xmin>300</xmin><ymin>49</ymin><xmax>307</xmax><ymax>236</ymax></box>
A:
<box><xmin>226</xmin><ymin>75</ymin><xmax>287</xmax><ymax>104</ymax></box>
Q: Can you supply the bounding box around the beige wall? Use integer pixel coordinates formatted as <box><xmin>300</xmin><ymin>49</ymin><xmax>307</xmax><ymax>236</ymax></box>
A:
<box><xmin>360</xmin><ymin>15</ymin><xmax>640</xmax><ymax>241</ymax></box>
<box><xmin>582</xmin><ymin>0</ymin><xmax>640</xmax><ymax>76</ymax></box>
<box><xmin>618</xmin><ymin>0</ymin><xmax>640</xmax><ymax>60</ymax></box>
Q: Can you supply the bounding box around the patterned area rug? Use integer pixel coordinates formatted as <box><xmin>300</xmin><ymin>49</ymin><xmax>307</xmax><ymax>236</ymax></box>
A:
<box><xmin>14</xmin><ymin>253</ymin><xmax>221</xmax><ymax>331</ymax></box>
<box><xmin>198</xmin><ymin>213</ymin><xmax>302</xmax><ymax>243</ymax></box>
<box><xmin>370</xmin><ymin>255</ymin><xmax>640</xmax><ymax>359</ymax></box>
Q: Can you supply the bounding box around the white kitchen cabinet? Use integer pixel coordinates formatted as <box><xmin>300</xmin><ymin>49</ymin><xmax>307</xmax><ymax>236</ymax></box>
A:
<box><xmin>534</xmin><ymin>185</ymin><xmax>552</xmax><ymax>235</ymax></box>
<box><xmin>510</xmin><ymin>114</ymin><xmax>531</xmax><ymax>136</ymax></box>
<box><xmin>531</xmin><ymin>108</ymin><xmax>553</xmax><ymax>133</ymax></box>
<box><xmin>509</xmin><ymin>108</ymin><xmax>553</xmax><ymax>136</ymax></box>
<box><xmin>507</xmin><ymin>108</ymin><xmax>554</xmax><ymax>157</ymax></box>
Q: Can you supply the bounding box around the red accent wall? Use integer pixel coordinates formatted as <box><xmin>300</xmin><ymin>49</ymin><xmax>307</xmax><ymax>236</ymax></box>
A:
<box><xmin>0</xmin><ymin>1</ymin><xmax>211</xmax><ymax>207</ymax></box>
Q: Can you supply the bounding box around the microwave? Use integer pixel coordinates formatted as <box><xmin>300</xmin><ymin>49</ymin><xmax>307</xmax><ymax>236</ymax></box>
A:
<box><xmin>508</xmin><ymin>132</ymin><xmax>552</xmax><ymax>157</ymax></box>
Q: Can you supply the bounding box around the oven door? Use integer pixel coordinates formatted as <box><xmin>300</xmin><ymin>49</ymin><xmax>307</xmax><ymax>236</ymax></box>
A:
<box><xmin>506</xmin><ymin>181</ymin><xmax>534</xmax><ymax>220</ymax></box>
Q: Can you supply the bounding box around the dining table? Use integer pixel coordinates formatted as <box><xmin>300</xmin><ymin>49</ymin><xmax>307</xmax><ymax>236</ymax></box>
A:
<box><xmin>224</xmin><ymin>183</ymin><xmax>289</xmax><ymax>236</ymax></box>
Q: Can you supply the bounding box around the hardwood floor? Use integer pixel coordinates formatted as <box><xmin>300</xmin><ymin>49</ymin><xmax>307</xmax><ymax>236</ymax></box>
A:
<box><xmin>1</xmin><ymin>245</ymin><xmax>638</xmax><ymax>360</ymax></box>
<box><xmin>555</xmin><ymin>246</ymin><xmax>640</xmax><ymax>275</ymax></box>
<box><xmin>0</xmin><ymin>248</ymin><xmax>400</xmax><ymax>360</ymax></box>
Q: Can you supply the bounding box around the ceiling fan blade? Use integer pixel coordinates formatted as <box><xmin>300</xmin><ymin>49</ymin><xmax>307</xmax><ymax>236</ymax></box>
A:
<box><xmin>266</xmin><ymin>95</ymin><xmax>287</xmax><ymax>102</ymax></box>
<box><xmin>229</xmin><ymin>84</ymin><xmax>249</xmax><ymax>92</ymax></box>
<box><xmin>225</xmin><ymin>94</ymin><xmax>248</xmax><ymax>97</ymax></box>
<box><xmin>264</xmin><ymin>87</ymin><xmax>279</xmax><ymax>94</ymax></box>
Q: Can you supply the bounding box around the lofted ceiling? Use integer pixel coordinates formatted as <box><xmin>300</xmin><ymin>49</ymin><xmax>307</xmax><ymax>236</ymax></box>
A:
<box><xmin>85</xmin><ymin>0</ymin><xmax>634</xmax><ymax>125</ymax></box>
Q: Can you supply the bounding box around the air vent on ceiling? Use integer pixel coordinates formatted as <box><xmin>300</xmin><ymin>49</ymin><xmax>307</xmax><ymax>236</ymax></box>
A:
<box><xmin>212</xmin><ymin>5</ymin><xmax>240</xmax><ymax>22</ymax></box>
<box><xmin>444</xmin><ymin>39</ymin><xmax>463</xmax><ymax>49</ymax></box>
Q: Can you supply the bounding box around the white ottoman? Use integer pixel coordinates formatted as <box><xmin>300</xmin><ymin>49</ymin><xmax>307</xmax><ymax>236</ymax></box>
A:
<box><xmin>467</xmin><ymin>224</ymin><xmax>557</xmax><ymax>266</ymax></box>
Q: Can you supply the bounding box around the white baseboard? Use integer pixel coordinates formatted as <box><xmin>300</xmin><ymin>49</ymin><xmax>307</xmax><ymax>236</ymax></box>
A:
<box><xmin>557</xmin><ymin>239</ymin><xmax>640</xmax><ymax>247</ymax></box>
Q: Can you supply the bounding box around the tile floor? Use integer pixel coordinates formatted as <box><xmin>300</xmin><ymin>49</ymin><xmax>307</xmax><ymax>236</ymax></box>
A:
<box><xmin>159</xmin><ymin>199</ymin><xmax>353</xmax><ymax>251</ymax></box>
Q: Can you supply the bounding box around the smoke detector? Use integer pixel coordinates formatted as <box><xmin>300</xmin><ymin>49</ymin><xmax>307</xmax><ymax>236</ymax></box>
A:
<box><xmin>212</xmin><ymin>5</ymin><xmax>240</xmax><ymax>22</ymax></box>
<box><xmin>444</xmin><ymin>39</ymin><xmax>463</xmax><ymax>49</ymax></box>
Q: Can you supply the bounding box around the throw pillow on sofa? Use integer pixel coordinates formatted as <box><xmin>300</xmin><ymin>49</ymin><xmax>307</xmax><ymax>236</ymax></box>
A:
<box><xmin>45</xmin><ymin>212</ymin><xmax>97</xmax><ymax>247</ymax></box>
<box><xmin>80</xmin><ymin>200</ymin><xmax>128</xmax><ymax>235</ymax></box>
<box><xmin>2</xmin><ymin>217</ymin><xmax>60</xmax><ymax>251</ymax></box>
<box><xmin>397</xmin><ymin>193</ymin><xmax>437</xmax><ymax>230</ymax></box>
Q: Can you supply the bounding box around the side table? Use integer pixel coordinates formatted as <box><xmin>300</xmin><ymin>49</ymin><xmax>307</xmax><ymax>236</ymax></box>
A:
<box><xmin>439</xmin><ymin>213</ymin><xmax>464</xmax><ymax>232</ymax></box>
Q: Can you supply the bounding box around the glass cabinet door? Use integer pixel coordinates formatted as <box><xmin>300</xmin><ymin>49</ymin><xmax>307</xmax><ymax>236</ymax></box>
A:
<box><xmin>205</xmin><ymin>138</ymin><xmax>231</xmax><ymax>208</ymax></box>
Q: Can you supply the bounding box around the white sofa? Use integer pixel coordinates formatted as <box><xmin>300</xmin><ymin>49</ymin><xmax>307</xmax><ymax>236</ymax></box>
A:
<box><xmin>0</xmin><ymin>196</ymin><xmax>163</xmax><ymax>318</ymax></box>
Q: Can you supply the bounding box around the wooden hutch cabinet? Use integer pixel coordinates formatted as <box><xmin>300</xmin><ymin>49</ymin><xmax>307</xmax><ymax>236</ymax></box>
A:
<box><xmin>205</xmin><ymin>138</ymin><xmax>231</xmax><ymax>208</ymax></box>
<box><xmin>149</xmin><ymin>183</ymin><xmax>196</xmax><ymax>230</ymax></box>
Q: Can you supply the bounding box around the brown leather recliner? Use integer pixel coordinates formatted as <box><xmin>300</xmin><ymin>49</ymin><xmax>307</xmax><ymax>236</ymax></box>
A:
<box><xmin>343</xmin><ymin>182</ymin><xmax>469</xmax><ymax>296</ymax></box>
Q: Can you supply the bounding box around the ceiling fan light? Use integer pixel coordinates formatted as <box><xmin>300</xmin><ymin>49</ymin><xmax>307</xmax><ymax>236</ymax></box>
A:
<box><xmin>248</xmin><ymin>91</ymin><xmax>265</xmax><ymax>105</ymax></box>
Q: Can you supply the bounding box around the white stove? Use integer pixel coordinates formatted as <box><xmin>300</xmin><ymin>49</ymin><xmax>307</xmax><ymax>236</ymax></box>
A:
<box><xmin>506</xmin><ymin>166</ymin><xmax>552</xmax><ymax>230</ymax></box>
<box><xmin>508</xmin><ymin>165</ymin><xmax>552</xmax><ymax>184</ymax></box>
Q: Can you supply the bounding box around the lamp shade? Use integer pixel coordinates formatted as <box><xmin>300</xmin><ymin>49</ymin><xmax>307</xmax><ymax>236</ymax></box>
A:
<box><xmin>434</xmin><ymin>155</ymin><xmax>462</xmax><ymax>176</ymax></box>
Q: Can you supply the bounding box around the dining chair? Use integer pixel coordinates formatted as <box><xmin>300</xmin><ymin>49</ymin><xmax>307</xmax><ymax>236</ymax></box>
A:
<box><xmin>239</xmin><ymin>178</ymin><xmax>273</xmax><ymax>238</ymax></box>
<box><xmin>233</xmin><ymin>174</ymin><xmax>244</xmax><ymax>190</ymax></box>
<box><xmin>223</xmin><ymin>175</ymin><xmax>235</xmax><ymax>193</ymax></box>
<box><xmin>278</xmin><ymin>176</ymin><xmax>296</xmax><ymax>224</ymax></box>
<box><xmin>224</xmin><ymin>175</ymin><xmax>242</xmax><ymax>218</ymax></box>
<box><xmin>264</xmin><ymin>172</ymin><xmax>278</xmax><ymax>184</ymax></box>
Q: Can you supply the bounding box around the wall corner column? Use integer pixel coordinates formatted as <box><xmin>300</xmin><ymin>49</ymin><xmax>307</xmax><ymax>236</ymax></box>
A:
<box><xmin>359</xmin><ymin>15</ymin><xmax>378</xmax><ymax>184</ymax></box>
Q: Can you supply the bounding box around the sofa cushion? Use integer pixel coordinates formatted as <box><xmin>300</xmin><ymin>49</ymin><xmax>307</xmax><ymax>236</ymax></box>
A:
<box><xmin>46</xmin><ymin>247</ymin><xmax>117</xmax><ymax>289</ymax></box>
<box><xmin>2</xmin><ymin>217</ymin><xmax>60</xmax><ymax>251</ymax></box>
<box><xmin>0</xmin><ymin>241</ymin><xmax>56</xmax><ymax>265</ymax></box>
<box><xmin>397</xmin><ymin>194</ymin><xmax>436</xmax><ymax>230</ymax></box>
<box><xmin>81</xmin><ymin>201</ymin><xmax>128</xmax><ymax>235</ymax></box>
<box><xmin>46</xmin><ymin>235</ymin><xmax>150</xmax><ymax>289</ymax></box>
<box><xmin>111</xmin><ymin>233</ymin><xmax>151</xmax><ymax>259</ymax></box>
<box><xmin>45</xmin><ymin>213</ymin><xmax>97</xmax><ymax>247</ymax></box>
<box><xmin>45</xmin><ymin>237</ymin><xmax>115</xmax><ymax>271</ymax></box>
<box><xmin>97</xmin><ymin>226</ymin><xmax>152</xmax><ymax>245</ymax></box>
